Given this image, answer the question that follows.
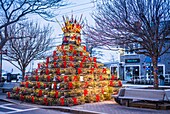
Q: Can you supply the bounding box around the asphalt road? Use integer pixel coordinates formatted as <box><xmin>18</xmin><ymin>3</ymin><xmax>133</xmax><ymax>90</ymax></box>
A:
<box><xmin>0</xmin><ymin>101</ymin><xmax>71</xmax><ymax>114</ymax></box>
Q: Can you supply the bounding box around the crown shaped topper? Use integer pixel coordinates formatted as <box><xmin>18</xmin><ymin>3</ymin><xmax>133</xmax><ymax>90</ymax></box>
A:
<box><xmin>61</xmin><ymin>15</ymin><xmax>84</xmax><ymax>33</ymax></box>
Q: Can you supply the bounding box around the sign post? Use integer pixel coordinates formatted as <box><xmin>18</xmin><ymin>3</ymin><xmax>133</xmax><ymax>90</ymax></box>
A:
<box><xmin>144</xmin><ymin>56</ymin><xmax>161</xmax><ymax>84</ymax></box>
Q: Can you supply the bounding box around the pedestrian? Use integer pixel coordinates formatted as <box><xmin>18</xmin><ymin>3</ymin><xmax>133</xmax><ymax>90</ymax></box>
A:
<box><xmin>159</xmin><ymin>75</ymin><xmax>165</xmax><ymax>85</ymax></box>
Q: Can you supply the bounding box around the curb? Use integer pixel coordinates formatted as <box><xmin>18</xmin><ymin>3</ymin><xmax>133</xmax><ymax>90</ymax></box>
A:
<box><xmin>0</xmin><ymin>98</ymin><xmax>103</xmax><ymax>114</ymax></box>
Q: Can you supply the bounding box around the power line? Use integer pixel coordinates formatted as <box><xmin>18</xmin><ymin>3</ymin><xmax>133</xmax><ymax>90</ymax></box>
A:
<box><xmin>57</xmin><ymin>6</ymin><xmax>95</xmax><ymax>16</ymax></box>
<box><xmin>56</xmin><ymin>0</ymin><xmax>96</xmax><ymax>18</ymax></box>
<box><xmin>59</xmin><ymin>1</ymin><xmax>96</xmax><ymax>10</ymax></box>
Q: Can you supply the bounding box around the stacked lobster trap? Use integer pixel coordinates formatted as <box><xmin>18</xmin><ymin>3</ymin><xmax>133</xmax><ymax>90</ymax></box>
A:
<box><xmin>7</xmin><ymin>16</ymin><xmax>122</xmax><ymax>106</ymax></box>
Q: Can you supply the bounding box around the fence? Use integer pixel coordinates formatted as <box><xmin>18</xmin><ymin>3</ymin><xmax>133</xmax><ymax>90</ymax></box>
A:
<box><xmin>165</xmin><ymin>74</ymin><xmax>170</xmax><ymax>85</ymax></box>
<box><xmin>131</xmin><ymin>74</ymin><xmax>170</xmax><ymax>85</ymax></box>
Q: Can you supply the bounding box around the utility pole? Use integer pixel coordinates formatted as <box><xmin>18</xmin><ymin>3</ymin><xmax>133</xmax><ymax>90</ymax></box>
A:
<box><xmin>0</xmin><ymin>51</ymin><xmax>2</xmax><ymax>82</ymax></box>
<box><xmin>0</xmin><ymin>30</ymin><xmax>7</xmax><ymax>82</ymax></box>
<box><xmin>0</xmin><ymin>49</ymin><xmax>7</xmax><ymax>82</ymax></box>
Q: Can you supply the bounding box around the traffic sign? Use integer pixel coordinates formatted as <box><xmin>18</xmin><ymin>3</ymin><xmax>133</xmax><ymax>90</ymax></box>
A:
<box><xmin>144</xmin><ymin>56</ymin><xmax>161</xmax><ymax>63</ymax></box>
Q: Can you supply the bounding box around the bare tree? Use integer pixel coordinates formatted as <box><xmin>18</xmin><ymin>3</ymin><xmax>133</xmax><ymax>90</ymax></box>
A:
<box><xmin>0</xmin><ymin>0</ymin><xmax>67</xmax><ymax>50</ymax></box>
<box><xmin>3</xmin><ymin>21</ymin><xmax>53</xmax><ymax>79</ymax></box>
<box><xmin>84</xmin><ymin>0</ymin><xmax>170</xmax><ymax>88</ymax></box>
<box><xmin>85</xmin><ymin>37</ymin><xmax>98</xmax><ymax>56</ymax></box>
<box><xmin>84</xmin><ymin>35</ymin><xmax>116</xmax><ymax>57</ymax></box>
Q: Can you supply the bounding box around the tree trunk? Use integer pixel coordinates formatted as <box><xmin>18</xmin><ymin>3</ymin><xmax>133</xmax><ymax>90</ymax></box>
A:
<box><xmin>22</xmin><ymin>67</ymin><xmax>26</xmax><ymax>81</ymax></box>
<box><xmin>152</xmin><ymin>56</ymin><xmax>159</xmax><ymax>89</ymax></box>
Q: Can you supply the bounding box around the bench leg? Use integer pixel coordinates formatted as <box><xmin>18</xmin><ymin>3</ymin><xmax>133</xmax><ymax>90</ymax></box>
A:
<box><xmin>120</xmin><ymin>99</ymin><xmax>123</xmax><ymax>105</ymax></box>
<box><xmin>156</xmin><ymin>103</ymin><xmax>159</xmax><ymax>110</ymax></box>
<box><xmin>125</xmin><ymin>100</ymin><xmax>130</xmax><ymax>107</ymax></box>
<box><xmin>2</xmin><ymin>89</ymin><xmax>5</xmax><ymax>93</ymax></box>
<box><xmin>114</xmin><ymin>98</ymin><xmax>122</xmax><ymax>105</ymax></box>
<box><xmin>127</xmin><ymin>100</ymin><xmax>130</xmax><ymax>107</ymax></box>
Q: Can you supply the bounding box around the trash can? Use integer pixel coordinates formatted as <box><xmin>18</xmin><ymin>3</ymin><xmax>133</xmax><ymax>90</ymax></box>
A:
<box><xmin>7</xmin><ymin>73</ymin><xmax>11</xmax><ymax>82</ymax></box>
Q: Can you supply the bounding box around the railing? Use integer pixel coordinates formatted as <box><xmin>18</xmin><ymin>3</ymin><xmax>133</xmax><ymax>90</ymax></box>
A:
<box><xmin>130</xmin><ymin>74</ymin><xmax>170</xmax><ymax>85</ymax></box>
<box><xmin>131</xmin><ymin>75</ymin><xmax>153</xmax><ymax>84</ymax></box>
<box><xmin>165</xmin><ymin>74</ymin><xmax>170</xmax><ymax>85</ymax></box>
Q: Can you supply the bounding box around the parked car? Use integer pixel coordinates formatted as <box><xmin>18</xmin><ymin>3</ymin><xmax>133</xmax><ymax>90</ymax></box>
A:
<box><xmin>2</xmin><ymin>73</ymin><xmax>7</xmax><ymax>82</ymax></box>
<box><xmin>1</xmin><ymin>73</ymin><xmax>22</xmax><ymax>82</ymax></box>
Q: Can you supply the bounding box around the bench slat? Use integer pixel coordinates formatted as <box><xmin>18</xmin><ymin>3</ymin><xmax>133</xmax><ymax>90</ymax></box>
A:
<box><xmin>120</xmin><ymin>88</ymin><xmax>165</xmax><ymax>101</ymax></box>
<box><xmin>119</xmin><ymin>96</ymin><xmax>163</xmax><ymax>101</ymax></box>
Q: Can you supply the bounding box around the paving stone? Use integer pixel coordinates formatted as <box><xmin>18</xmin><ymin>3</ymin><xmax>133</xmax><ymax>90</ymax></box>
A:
<box><xmin>1</xmin><ymin>93</ymin><xmax>170</xmax><ymax>114</ymax></box>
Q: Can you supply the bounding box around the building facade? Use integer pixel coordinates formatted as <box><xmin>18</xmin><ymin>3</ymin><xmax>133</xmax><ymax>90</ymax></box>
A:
<box><xmin>105</xmin><ymin>21</ymin><xmax>170</xmax><ymax>85</ymax></box>
<box><xmin>106</xmin><ymin>47</ymin><xmax>170</xmax><ymax>85</ymax></box>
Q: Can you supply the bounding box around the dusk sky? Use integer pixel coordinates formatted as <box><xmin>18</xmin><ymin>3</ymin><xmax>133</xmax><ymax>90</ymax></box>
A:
<box><xmin>2</xmin><ymin>0</ymin><xmax>117</xmax><ymax>74</ymax></box>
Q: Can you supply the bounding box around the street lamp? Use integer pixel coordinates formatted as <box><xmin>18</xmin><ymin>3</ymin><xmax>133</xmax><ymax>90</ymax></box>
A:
<box><xmin>0</xmin><ymin>49</ymin><xmax>7</xmax><ymax>82</ymax></box>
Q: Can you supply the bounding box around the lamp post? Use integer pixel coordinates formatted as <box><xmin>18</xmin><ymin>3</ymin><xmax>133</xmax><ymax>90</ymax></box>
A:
<box><xmin>0</xmin><ymin>49</ymin><xmax>7</xmax><ymax>82</ymax></box>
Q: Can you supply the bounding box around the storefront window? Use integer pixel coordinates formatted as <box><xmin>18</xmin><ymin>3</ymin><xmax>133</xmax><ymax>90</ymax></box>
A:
<box><xmin>146</xmin><ymin>65</ymin><xmax>163</xmax><ymax>76</ymax></box>
<box><xmin>125</xmin><ymin>66</ymin><xmax>139</xmax><ymax>81</ymax></box>
<box><xmin>111</xmin><ymin>67</ymin><xmax>117</xmax><ymax>76</ymax></box>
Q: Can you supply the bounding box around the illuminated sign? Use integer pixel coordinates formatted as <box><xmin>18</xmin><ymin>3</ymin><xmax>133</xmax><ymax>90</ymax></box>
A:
<box><xmin>125</xmin><ymin>59</ymin><xmax>140</xmax><ymax>63</ymax></box>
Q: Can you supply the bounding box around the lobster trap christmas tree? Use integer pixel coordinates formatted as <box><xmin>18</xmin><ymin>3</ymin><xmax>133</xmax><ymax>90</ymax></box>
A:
<box><xmin>7</xmin><ymin>15</ymin><xmax>122</xmax><ymax>106</ymax></box>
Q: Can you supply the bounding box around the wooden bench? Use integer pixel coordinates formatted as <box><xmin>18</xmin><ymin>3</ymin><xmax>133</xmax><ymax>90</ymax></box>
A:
<box><xmin>118</xmin><ymin>88</ymin><xmax>165</xmax><ymax>109</ymax></box>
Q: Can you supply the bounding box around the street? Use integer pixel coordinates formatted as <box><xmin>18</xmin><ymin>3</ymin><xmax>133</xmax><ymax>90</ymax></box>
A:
<box><xmin>0</xmin><ymin>101</ymin><xmax>71</xmax><ymax>114</ymax></box>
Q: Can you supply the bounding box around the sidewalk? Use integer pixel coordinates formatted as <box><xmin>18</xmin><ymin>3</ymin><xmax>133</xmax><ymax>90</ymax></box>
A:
<box><xmin>0</xmin><ymin>94</ymin><xmax>170</xmax><ymax>114</ymax></box>
<box><xmin>0</xmin><ymin>84</ymin><xmax>170</xmax><ymax>114</ymax></box>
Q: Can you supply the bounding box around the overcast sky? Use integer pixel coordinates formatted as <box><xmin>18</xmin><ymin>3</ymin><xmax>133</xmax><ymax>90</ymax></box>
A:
<box><xmin>2</xmin><ymin>0</ymin><xmax>117</xmax><ymax>74</ymax></box>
